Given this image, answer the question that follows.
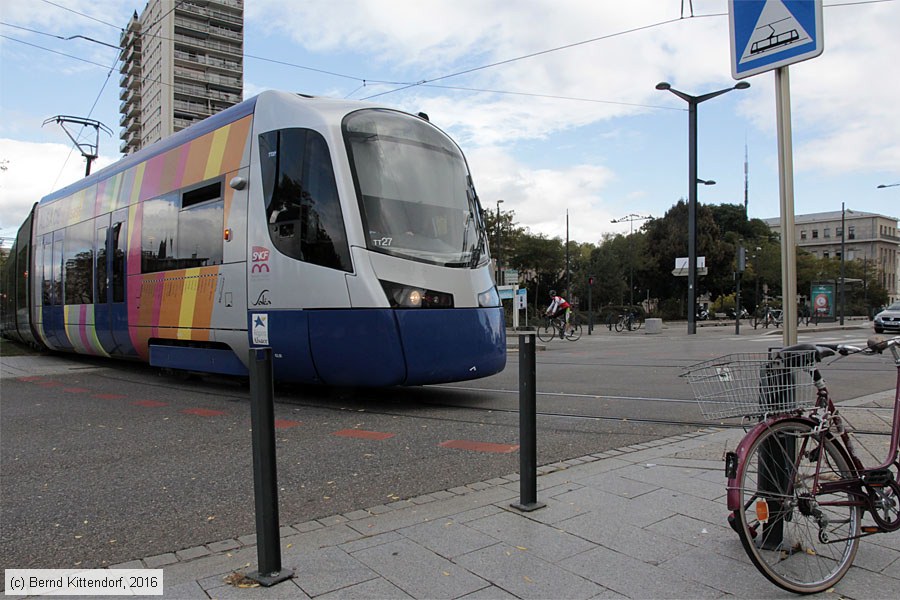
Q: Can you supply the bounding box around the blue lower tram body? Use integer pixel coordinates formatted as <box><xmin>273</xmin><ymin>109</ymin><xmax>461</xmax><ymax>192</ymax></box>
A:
<box><xmin>151</xmin><ymin>307</ymin><xmax>506</xmax><ymax>386</ymax></box>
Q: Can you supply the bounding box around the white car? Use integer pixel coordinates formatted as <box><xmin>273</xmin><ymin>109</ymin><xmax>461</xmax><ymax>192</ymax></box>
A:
<box><xmin>874</xmin><ymin>302</ymin><xmax>900</xmax><ymax>334</ymax></box>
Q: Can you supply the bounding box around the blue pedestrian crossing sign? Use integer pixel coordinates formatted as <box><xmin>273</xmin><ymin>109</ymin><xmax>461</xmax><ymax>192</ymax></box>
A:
<box><xmin>729</xmin><ymin>0</ymin><xmax>823</xmax><ymax>79</ymax></box>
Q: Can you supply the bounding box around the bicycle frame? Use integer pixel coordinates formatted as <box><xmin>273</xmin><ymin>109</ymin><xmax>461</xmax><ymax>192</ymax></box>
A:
<box><xmin>726</xmin><ymin>343</ymin><xmax>900</xmax><ymax>533</ymax></box>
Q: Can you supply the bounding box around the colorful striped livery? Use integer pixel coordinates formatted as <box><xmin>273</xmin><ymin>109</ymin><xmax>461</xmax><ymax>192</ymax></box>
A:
<box><xmin>2</xmin><ymin>91</ymin><xmax>506</xmax><ymax>386</ymax></box>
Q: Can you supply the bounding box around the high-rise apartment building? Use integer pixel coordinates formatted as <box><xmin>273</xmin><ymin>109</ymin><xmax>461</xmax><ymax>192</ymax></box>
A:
<box><xmin>119</xmin><ymin>0</ymin><xmax>244</xmax><ymax>155</ymax></box>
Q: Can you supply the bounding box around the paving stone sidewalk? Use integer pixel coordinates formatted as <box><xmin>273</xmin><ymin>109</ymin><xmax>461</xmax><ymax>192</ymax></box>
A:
<box><xmin>106</xmin><ymin>415</ymin><xmax>898</xmax><ymax>600</ymax></box>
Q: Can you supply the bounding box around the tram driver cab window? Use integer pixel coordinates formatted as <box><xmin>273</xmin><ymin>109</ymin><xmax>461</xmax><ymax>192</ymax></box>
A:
<box><xmin>259</xmin><ymin>128</ymin><xmax>351</xmax><ymax>272</ymax></box>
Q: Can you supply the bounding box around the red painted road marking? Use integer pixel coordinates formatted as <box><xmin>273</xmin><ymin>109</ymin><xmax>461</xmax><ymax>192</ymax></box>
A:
<box><xmin>133</xmin><ymin>400</ymin><xmax>168</xmax><ymax>408</ymax></box>
<box><xmin>439</xmin><ymin>440</ymin><xmax>519</xmax><ymax>453</ymax></box>
<box><xmin>94</xmin><ymin>393</ymin><xmax>127</xmax><ymax>400</ymax></box>
<box><xmin>274</xmin><ymin>419</ymin><xmax>301</xmax><ymax>429</ymax></box>
<box><xmin>332</xmin><ymin>429</ymin><xmax>395</xmax><ymax>441</ymax></box>
<box><xmin>181</xmin><ymin>408</ymin><xmax>226</xmax><ymax>417</ymax></box>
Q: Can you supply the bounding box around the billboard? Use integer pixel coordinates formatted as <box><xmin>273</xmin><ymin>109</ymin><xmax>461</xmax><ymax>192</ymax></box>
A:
<box><xmin>810</xmin><ymin>282</ymin><xmax>834</xmax><ymax>318</ymax></box>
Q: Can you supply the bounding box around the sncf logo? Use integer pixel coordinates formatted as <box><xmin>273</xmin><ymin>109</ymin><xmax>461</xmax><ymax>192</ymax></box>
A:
<box><xmin>252</xmin><ymin>246</ymin><xmax>270</xmax><ymax>262</ymax></box>
<box><xmin>251</xmin><ymin>246</ymin><xmax>271</xmax><ymax>273</ymax></box>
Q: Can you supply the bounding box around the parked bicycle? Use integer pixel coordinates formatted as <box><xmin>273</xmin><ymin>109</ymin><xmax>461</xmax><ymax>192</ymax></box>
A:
<box><xmin>753</xmin><ymin>306</ymin><xmax>783</xmax><ymax>329</ymax></box>
<box><xmin>537</xmin><ymin>315</ymin><xmax>583</xmax><ymax>342</ymax></box>
<box><xmin>682</xmin><ymin>336</ymin><xmax>900</xmax><ymax>594</ymax></box>
<box><xmin>615</xmin><ymin>311</ymin><xmax>643</xmax><ymax>332</ymax></box>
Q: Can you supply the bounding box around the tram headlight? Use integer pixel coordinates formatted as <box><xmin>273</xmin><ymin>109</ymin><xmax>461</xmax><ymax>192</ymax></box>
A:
<box><xmin>380</xmin><ymin>280</ymin><xmax>454</xmax><ymax>308</ymax></box>
<box><xmin>477</xmin><ymin>286</ymin><xmax>500</xmax><ymax>308</ymax></box>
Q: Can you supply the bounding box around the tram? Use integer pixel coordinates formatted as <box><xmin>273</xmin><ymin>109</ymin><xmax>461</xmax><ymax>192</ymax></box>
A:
<box><xmin>1</xmin><ymin>91</ymin><xmax>506</xmax><ymax>386</ymax></box>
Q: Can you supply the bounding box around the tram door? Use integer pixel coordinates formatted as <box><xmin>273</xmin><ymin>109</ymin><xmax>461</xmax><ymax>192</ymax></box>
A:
<box><xmin>40</xmin><ymin>230</ymin><xmax>68</xmax><ymax>349</ymax></box>
<box><xmin>94</xmin><ymin>209</ymin><xmax>130</xmax><ymax>355</ymax></box>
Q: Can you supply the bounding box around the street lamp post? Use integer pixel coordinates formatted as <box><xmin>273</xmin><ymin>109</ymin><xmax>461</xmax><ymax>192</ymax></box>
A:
<box><xmin>611</xmin><ymin>213</ymin><xmax>651</xmax><ymax>307</ymax></box>
<box><xmin>877</xmin><ymin>183</ymin><xmax>899</xmax><ymax>189</ymax></box>
<box><xmin>495</xmin><ymin>199</ymin><xmax>504</xmax><ymax>284</ymax></box>
<box><xmin>840</xmin><ymin>202</ymin><xmax>845</xmax><ymax>326</ymax></box>
<box><xmin>656</xmin><ymin>81</ymin><xmax>750</xmax><ymax>334</ymax></box>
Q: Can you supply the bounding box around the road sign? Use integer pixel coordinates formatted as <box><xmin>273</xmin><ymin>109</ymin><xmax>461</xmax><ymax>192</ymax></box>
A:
<box><xmin>729</xmin><ymin>0</ymin><xmax>823</xmax><ymax>79</ymax></box>
<box><xmin>673</xmin><ymin>256</ymin><xmax>708</xmax><ymax>277</ymax></box>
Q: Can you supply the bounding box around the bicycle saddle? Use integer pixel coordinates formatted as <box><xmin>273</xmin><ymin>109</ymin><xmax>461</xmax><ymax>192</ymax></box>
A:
<box><xmin>776</xmin><ymin>343</ymin><xmax>835</xmax><ymax>363</ymax></box>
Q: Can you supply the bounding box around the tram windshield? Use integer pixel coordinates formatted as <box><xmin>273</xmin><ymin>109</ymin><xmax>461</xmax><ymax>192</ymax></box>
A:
<box><xmin>344</xmin><ymin>109</ymin><xmax>488</xmax><ymax>267</ymax></box>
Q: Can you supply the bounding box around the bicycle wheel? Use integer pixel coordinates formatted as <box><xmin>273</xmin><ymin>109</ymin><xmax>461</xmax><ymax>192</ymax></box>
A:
<box><xmin>566</xmin><ymin>323</ymin><xmax>582</xmax><ymax>341</ymax></box>
<box><xmin>632</xmin><ymin>318</ymin><xmax>643</xmax><ymax>331</ymax></box>
<box><xmin>733</xmin><ymin>420</ymin><xmax>861</xmax><ymax>594</ymax></box>
<box><xmin>614</xmin><ymin>318</ymin><xmax>625</xmax><ymax>333</ymax></box>
<box><xmin>537</xmin><ymin>320</ymin><xmax>555</xmax><ymax>343</ymax></box>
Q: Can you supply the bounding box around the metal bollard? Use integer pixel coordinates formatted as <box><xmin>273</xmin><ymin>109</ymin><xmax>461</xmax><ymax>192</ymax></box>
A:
<box><xmin>246</xmin><ymin>348</ymin><xmax>293</xmax><ymax>586</ymax></box>
<box><xmin>511</xmin><ymin>332</ymin><xmax>545</xmax><ymax>512</ymax></box>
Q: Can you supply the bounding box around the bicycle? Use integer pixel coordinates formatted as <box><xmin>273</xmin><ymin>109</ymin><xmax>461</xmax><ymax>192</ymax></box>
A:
<box><xmin>753</xmin><ymin>306</ymin><xmax>782</xmax><ymax>329</ymax></box>
<box><xmin>537</xmin><ymin>315</ymin><xmax>582</xmax><ymax>342</ymax></box>
<box><xmin>614</xmin><ymin>311</ymin><xmax>642</xmax><ymax>332</ymax></box>
<box><xmin>681</xmin><ymin>336</ymin><xmax>900</xmax><ymax>594</ymax></box>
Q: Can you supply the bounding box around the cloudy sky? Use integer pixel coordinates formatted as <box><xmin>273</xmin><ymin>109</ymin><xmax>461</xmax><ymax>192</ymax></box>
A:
<box><xmin>1</xmin><ymin>0</ymin><xmax>898</xmax><ymax>246</ymax></box>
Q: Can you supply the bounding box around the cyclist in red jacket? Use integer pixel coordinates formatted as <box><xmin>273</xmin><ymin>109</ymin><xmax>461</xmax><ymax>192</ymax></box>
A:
<box><xmin>546</xmin><ymin>290</ymin><xmax>572</xmax><ymax>333</ymax></box>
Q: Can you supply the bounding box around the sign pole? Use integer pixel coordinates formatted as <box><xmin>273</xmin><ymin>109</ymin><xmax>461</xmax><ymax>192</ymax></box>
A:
<box><xmin>775</xmin><ymin>66</ymin><xmax>798</xmax><ymax>346</ymax></box>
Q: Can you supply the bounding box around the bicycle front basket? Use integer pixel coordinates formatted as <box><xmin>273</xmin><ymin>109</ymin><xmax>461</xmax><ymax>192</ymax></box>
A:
<box><xmin>680</xmin><ymin>351</ymin><xmax>817</xmax><ymax>420</ymax></box>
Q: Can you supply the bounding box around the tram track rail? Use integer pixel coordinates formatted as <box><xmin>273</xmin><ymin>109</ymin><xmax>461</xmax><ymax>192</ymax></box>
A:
<box><xmin>85</xmin><ymin>365</ymin><xmax>895</xmax><ymax>438</ymax></box>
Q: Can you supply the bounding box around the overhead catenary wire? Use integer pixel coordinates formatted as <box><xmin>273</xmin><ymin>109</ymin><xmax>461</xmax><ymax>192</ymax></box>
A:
<box><xmin>8</xmin><ymin>0</ymin><xmax>898</xmax><ymax>141</ymax></box>
<box><xmin>19</xmin><ymin>0</ymin><xmax>900</xmax><ymax>102</ymax></box>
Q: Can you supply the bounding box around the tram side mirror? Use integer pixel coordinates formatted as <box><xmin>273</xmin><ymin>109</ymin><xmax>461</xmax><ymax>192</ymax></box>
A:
<box><xmin>230</xmin><ymin>176</ymin><xmax>247</xmax><ymax>190</ymax></box>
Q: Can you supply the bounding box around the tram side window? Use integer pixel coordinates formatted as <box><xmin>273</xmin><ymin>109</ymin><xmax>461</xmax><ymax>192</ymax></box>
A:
<box><xmin>259</xmin><ymin>128</ymin><xmax>351</xmax><ymax>272</ymax></box>
<box><xmin>111</xmin><ymin>222</ymin><xmax>125</xmax><ymax>302</ymax></box>
<box><xmin>96</xmin><ymin>226</ymin><xmax>108</xmax><ymax>304</ymax></box>
<box><xmin>177</xmin><ymin>181</ymin><xmax>224</xmax><ymax>268</ymax></box>
<box><xmin>16</xmin><ymin>243</ymin><xmax>28</xmax><ymax>308</ymax></box>
<box><xmin>41</xmin><ymin>239</ymin><xmax>52</xmax><ymax>305</ymax></box>
<box><xmin>64</xmin><ymin>220</ymin><xmax>94</xmax><ymax>305</ymax></box>
<box><xmin>2</xmin><ymin>244</ymin><xmax>15</xmax><ymax>323</ymax></box>
<box><xmin>141</xmin><ymin>194</ymin><xmax>178</xmax><ymax>273</ymax></box>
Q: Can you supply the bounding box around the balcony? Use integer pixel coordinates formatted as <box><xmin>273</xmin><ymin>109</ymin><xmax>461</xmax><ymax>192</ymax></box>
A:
<box><xmin>208</xmin><ymin>25</ymin><xmax>241</xmax><ymax>42</ymax></box>
<box><xmin>119</xmin><ymin>126</ymin><xmax>140</xmax><ymax>144</ymax></box>
<box><xmin>213</xmin><ymin>0</ymin><xmax>244</xmax><ymax>11</ymax></box>
<box><xmin>176</xmin><ymin>3</ymin><xmax>242</xmax><ymax>26</ymax></box>
<box><xmin>174</xmin><ymin>33</ymin><xmax>241</xmax><ymax>58</ymax></box>
<box><xmin>174</xmin><ymin>81</ymin><xmax>208</xmax><ymax>97</ymax></box>
<box><xmin>174</xmin><ymin>50</ymin><xmax>241</xmax><ymax>74</ymax></box>
<box><xmin>175</xmin><ymin>16</ymin><xmax>209</xmax><ymax>35</ymax></box>
<box><xmin>174</xmin><ymin>116</ymin><xmax>196</xmax><ymax>131</ymax></box>
<box><xmin>174</xmin><ymin>99</ymin><xmax>213</xmax><ymax>118</ymax></box>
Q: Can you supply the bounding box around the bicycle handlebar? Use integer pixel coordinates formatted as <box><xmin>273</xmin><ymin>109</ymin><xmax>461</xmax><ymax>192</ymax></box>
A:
<box><xmin>777</xmin><ymin>337</ymin><xmax>900</xmax><ymax>362</ymax></box>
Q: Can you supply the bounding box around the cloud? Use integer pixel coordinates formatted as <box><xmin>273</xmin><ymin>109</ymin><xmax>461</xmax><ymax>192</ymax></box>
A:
<box><xmin>0</xmin><ymin>139</ymin><xmax>114</xmax><ymax>237</ymax></box>
<box><xmin>3</xmin><ymin>0</ymin><xmax>897</xmax><ymax>244</ymax></box>
<box><xmin>467</xmin><ymin>145</ymin><xmax>616</xmax><ymax>243</ymax></box>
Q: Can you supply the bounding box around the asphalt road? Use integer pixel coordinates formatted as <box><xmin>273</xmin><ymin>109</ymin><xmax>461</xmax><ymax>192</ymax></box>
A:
<box><xmin>1</xmin><ymin>323</ymin><xmax>894</xmax><ymax>571</ymax></box>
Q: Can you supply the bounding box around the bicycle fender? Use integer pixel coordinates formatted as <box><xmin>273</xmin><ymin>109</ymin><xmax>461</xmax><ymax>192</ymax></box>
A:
<box><xmin>726</xmin><ymin>416</ymin><xmax>818</xmax><ymax>511</ymax></box>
